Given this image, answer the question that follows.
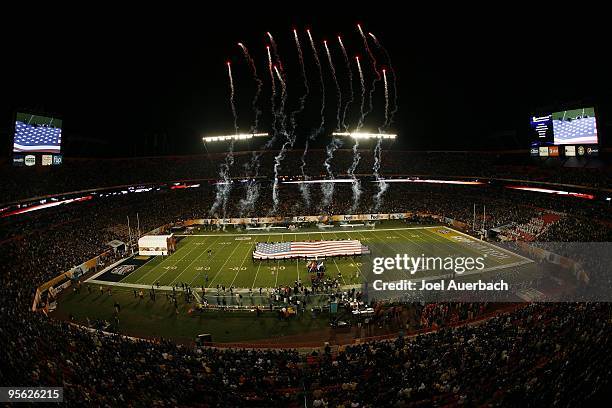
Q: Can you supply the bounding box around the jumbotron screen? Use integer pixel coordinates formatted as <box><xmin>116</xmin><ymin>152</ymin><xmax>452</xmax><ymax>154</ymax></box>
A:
<box><xmin>530</xmin><ymin>106</ymin><xmax>598</xmax><ymax>157</ymax></box>
<box><xmin>13</xmin><ymin>112</ymin><xmax>63</xmax><ymax>154</ymax></box>
<box><xmin>552</xmin><ymin>107</ymin><xmax>598</xmax><ymax>145</ymax></box>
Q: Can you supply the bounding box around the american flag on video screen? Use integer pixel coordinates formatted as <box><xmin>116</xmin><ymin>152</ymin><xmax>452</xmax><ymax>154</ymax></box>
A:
<box><xmin>253</xmin><ymin>240</ymin><xmax>362</xmax><ymax>259</ymax></box>
<box><xmin>13</xmin><ymin>121</ymin><xmax>62</xmax><ymax>153</ymax></box>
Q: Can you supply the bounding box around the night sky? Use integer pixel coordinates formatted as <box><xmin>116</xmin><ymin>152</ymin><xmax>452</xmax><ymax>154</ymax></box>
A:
<box><xmin>2</xmin><ymin>7</ymin><xmax>610</xmax><ymax>157</ymax></box>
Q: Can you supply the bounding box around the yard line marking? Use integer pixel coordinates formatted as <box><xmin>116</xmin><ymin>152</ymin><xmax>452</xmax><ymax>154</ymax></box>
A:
<box><xmin>274</xmin><ymin>233</ymin><xmax>284</xmax><ymax>288</ymax></box>
<box><xmin>335</xmin><ymin>231</ymin><xmax>362</xmax><ymax>284</ymax></box>
<box><xmin>319</xmin><ymin>231</ymin><xmax>347</xmax><ymax>286</ymax></box>
<box><xmin>251</xmin><ymin>234</ymin><xmax>272</xmax><ymax>289</ymax></box>
<box><xmin>295</xmin><ymin>233</ymin><xmax>300</xmax><ymax>284</ymax></box>
<box><xmin>169</xmin><ymin>236</ymin><xmax>222</xmax><ymax>286</ymax></box>
<box><xmin>207</xmin><ymin>238</ymin><xmax>244</xmax><ymax>288</ymax></box>
<box><xmin>230</xmin><ymin>241</ymin><xmax>257</xmax><ymax>287</ymax></box>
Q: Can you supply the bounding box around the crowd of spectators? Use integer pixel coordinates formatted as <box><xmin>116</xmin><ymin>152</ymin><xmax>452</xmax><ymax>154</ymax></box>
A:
<box><xmin>1</xmin><ymin>149</ymin><xmax>610</xmax><ymax>204</ymax></box>
<box><xmin>1</xmin><ymin>151</ymin><xmax>611</xmax><ymax>405</ymax></box>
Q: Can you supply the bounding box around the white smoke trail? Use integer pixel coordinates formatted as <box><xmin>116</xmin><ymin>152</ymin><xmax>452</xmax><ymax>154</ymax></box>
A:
<box><xmin>370</xmin><ymin>69</ymin><xmax>389</xmax><ymax>212</ymax></box>
<box><xmin>272</xmin><ymin>66</ymin><xmax>290</xmax><ymax>213</ymax></box>
<box><xmin>320</xmin><ymin>137</ymin><xmax>343</xmax><ymax>210</ymax></box>
<box><xmin>211</xmin><ymin>63</ymin><xmax>238</xmax><ymax>218</ymax></box>
<box><xmin>237</xmin><ymin>42</ymin><xmax>264</xmax><ymax>216</ymax></box>
<box><xmin>210</xmin><ymin>140</ymin><xmax>235</xmax><ymax>218</ymax></box>
<box><xmin>348</xmin><ymin>139</ymin><xmax>361</xmax><ymax>213</ymax></box>
<box><xmin>347</xmin><ymin>55</ymin><xmax>366</xmax><ymax>213</ymax></box>
<box><xmin>300</xmin><ymin>140</ymin><xmax>311</xmax><ymax>208</ymax></box>
<box><xmin>368</xmin><ymin>32</ymin><xmax>398</xmax><ymax>127</ymax></box>
<box><xmin>299</xmin><ymin>29</ymin><xmax>325</xmax><ymax>210</ymax></box>
<box><xmin>319</xmin><ymin>40</ymin><xmax>343</xmax><ymax>211</ymax></box>
<box><xmin>371</xmin><ymin>138</ymin><xmax>388</xmax><ymax>212</ymax></box>
<box><xmin>338</xmin><ymin>35</ymin><xmax>354</xmax><ymax>132</ymax></box>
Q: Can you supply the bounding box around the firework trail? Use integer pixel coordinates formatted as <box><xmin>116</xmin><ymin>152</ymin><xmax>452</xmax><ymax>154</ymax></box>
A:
<box><xmin>299</xmin><ymin>29</ymin><xmax>325</xmax><ymax>209</ymax></box>
<box><xmin>355</xmin><ymin>56</ymin><xmax>366</xmax><ymax>130</ymax></box>
<box><xmin>227</xmin><ymin>62</ymin><xmax>238</xmax><ymax>134</ymax></box>
<box><xmin>267</xmin><ymin>32</ymin><xmax>283</xmax><ymax>74</ymax></box>
<box><xmin>382</xmin><ymin>69</ymin><xmax>389</xmax><ymax>128</ymax></box>
<box><xmin>267</xmin><ymin>45</ymin><xmax>278</xmax><ymax>135</ymax></box>
<box><xmin>323</xmin><ymin>40</ymin><xmax>341</xmax><ymax>131</ymax></box>
<box><xmin>267</xmin><ymin>31</ymin><xmax>288</xmax><ymax>135</ymax></box>
<box><xmin>237</xmin><ymin>42</ymin><xmax>263</xmax><ymax>133</ymax></box>
<box><xmin>338</xmin><ymin>35</ymin><xmax>354</xmax><ymax>131</ymax></box>
<box><xmin>274</xmin><ymin>65</ymin><xmax>288</xmax><ymax>133</ymax></box>
<box><xmin>291</xmin><ymin>28</ymin><xmax>310</xmax><ymax>135</ymax></box>
<box><xmin>357</xmin><ymin>23</ymin><xmax>381</xmax><ymax>124</ymax></box>
<box><xmin>368</xmin><ymin>32</ymin><xmax>398</xmax><ymax>127</ymax></box>
<box><xmin>306</xmin><ymin>29</ymin><xmax>325</xmax><ymax>137</ymax></box>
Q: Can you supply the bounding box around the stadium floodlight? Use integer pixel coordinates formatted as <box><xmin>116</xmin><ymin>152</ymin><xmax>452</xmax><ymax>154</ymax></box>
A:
<box><xmin>282</xmin><ymin>179</ymin><xmax>355</xmax><ymax>184</ymax></box>
<box><xmin>332</xmin><ymin>132</ymin><xmax>397</xmax><ymax>140</ymax></box>
<box><xmin>202</xmin><ymin>133</ymin><xmax>269</xmax><ymax>143</ymax></box>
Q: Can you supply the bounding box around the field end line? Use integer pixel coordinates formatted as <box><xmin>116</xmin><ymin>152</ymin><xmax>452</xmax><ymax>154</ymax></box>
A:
<box><xmin>130</xmin><ymin>236</ymin><xmax>203</xmax><ymax>284</ymax></box>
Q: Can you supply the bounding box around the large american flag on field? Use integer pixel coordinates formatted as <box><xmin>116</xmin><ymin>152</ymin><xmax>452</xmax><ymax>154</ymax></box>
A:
<box><xmin>253</xmin><ymin>240</ymin><xmax>362</xmax><ymax>260</ymax></box>
<box><xmin>13</xmin><ymin>121</ymin><xmax>62</xmax><ymax>153</ymax></box>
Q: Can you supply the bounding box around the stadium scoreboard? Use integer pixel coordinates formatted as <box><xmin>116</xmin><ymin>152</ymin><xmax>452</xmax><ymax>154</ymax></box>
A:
<box><xmin>530</xmin><ymin>106</ymin><xmax>599</xmax><ymax>157</ymax></box>
<box><xmin>12</xmin><ymin>112</ymin><xmax>63</xmax><ymax>167</ymax></box>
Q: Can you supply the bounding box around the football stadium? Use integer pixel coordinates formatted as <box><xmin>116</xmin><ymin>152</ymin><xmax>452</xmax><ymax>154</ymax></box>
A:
<box><xmin>1</xmin><ymin>11</ymin><xmax>612</xmax><ymax>407</ymax></box>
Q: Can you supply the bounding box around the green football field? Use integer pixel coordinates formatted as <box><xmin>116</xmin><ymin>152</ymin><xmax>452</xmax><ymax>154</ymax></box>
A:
<box><xmin>90</xmin><ymin>224</ymin><xmax>532</xmax><ymax>290</ymax></box>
